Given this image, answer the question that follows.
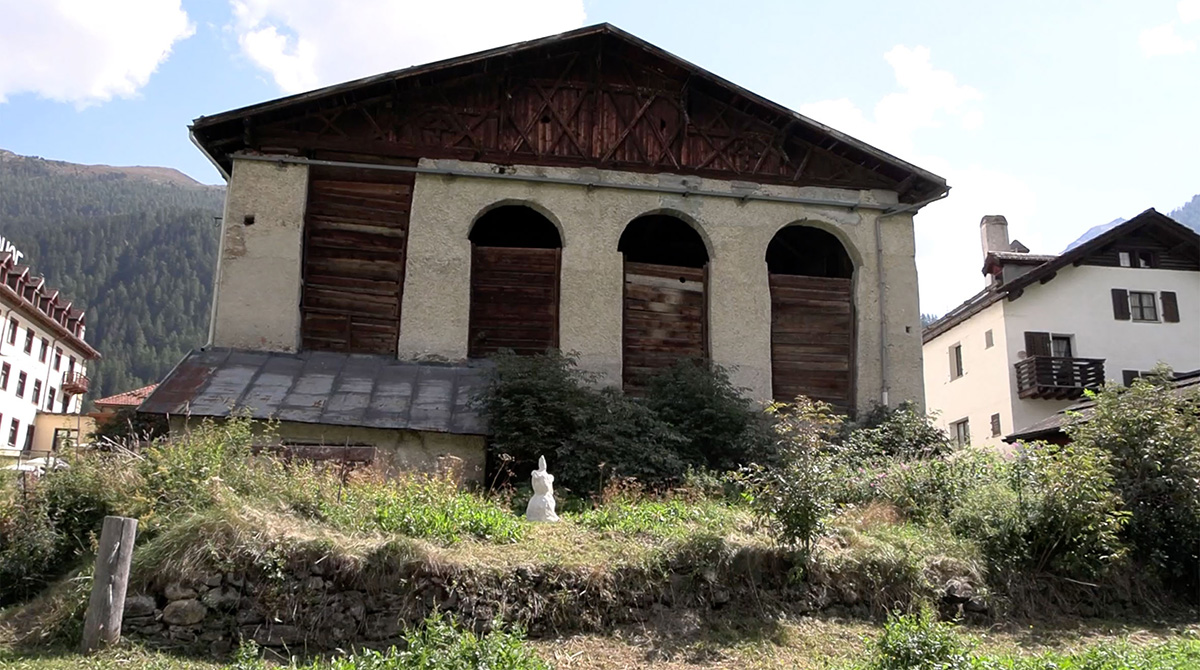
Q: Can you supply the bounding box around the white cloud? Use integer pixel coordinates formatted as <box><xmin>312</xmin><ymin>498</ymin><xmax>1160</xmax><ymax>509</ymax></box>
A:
<box><xmin>800</xmin><ymin>45</ymin><xmax>983</xmax><ymax>158</ymax></box>
<box><xmin>1139</xmin><ymin>22</ymin><xmax>1196</xmax><ymax>56</ymax></box>
<box><xmin>1180</xmin><ymin>0</ymin><xmax>1200</xmax><ymax>23</ymax></box>
<box><xmin>229</xmin><ymin>0</ymin><xmax>588</xmax><ymax>94</ymax></box>
<box><xmin>0</xmin><ymin>0</ymin><xmax>193</xmax><ymax>106</ymax></box>
<box><xmin>800</xmin><ymin>46</ymin><xmax>1019</xmax><ymax>315</ymax></box>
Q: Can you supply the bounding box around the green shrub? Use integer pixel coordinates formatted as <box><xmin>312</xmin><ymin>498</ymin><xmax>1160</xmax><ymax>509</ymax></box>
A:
<box><xmin>320</xmin><ymin>612</ymin><xmax>548</xmax><ymax>670</ymax></box>
<box><xmin>643</xmin><ymin>360</ymin><xmax>776</xmax><ymax>472</ymax></box>
<box><xmin>319</xmin><ymin>474</ymin><xmax>524</xmax><ymax>544</ymax></box>
<box><xmin>559</xmin><ymin>387</ymin><xmax>686</xmax><ymax>492</ymax></box>
<box><xmin>864</xmin><ymin>607</ymin><xmax>973</xmax><ymax>670</ymax></box>
<box><xmin>0</xmin><ymin>493</ymin><xmax>61</xmax><ymax>605</ymax></box>
<box><xmin>971</xmin><ymin>638</ymin><xmax>1200</xmax><ymax>669</ymax></box>
<box><xmin>574</xmin><ymin>480</ymin><xmax>739</xmax><ymax>539</ymax></box>
<box><xmin>731</xmin><ymin>396</ymin><xmax>839</xmax><ymax>555</ymax></box>
<box><xmin>1010</xmin><ymin>442</ymin><xmax>1128</xmax><ymax>577</ymax></box>
<box><xmin>838</xmin><ymin>402</ymin><xmax>952</xmax><ymax>462</ymax></box>
<box><xmin>1066</xmin><ymin>372</ymin><xmax>1200</xmax><ymax>588</ymax></box>
<box><xmin>874</xmin><ymin>449</ymin><xmax>1006</xmax><ymax>525</ymax></box>
<box><xmin>475</xmin><ymin>351</ymin><xmax>598</xmax><ymax>487</ymax></box>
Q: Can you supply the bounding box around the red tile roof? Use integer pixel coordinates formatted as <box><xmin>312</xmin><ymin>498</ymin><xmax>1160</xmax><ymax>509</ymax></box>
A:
<box><xmin>94</xmin><ymin>384</ymin><xmax>158</xmax><ymax>408</ymax></box>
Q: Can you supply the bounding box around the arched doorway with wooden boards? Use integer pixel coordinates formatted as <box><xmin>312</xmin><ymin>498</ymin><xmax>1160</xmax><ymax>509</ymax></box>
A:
<box><xmin>467</xmin><ymin>205</ymin><xmax>562</xmax><ymax>358</ymax></box>
<box><xmin>618</xmin><ymin>214</ymin><xmax>710</xmax><ymax>392</ymax></box>
<box><xmin>766</xmin><ymin>225</ymin><xmax>856</xmax><ymax>414</ymax></box>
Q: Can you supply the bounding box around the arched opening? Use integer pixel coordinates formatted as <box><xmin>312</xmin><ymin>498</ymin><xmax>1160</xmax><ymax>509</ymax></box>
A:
<box><xmin>766</xmin><ymin>225</ymin><xmax>856</xmax><ymax>413</ymax></box>
<box><xmin>468</xmin><ymin>205</ymin><xmax>562</xmax><ymax>358</ymax></box>
<box><xmin>618</xmin><ymin>214</ymin><xmax>710</xmax><ymax>392</ymax></box>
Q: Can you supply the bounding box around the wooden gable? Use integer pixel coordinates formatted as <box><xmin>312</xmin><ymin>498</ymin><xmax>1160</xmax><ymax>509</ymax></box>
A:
<box><xmin>192</xmin><ymin>25</ymin><xmax>945</xmax><ymax>202</ymax></box>
<box><xmin>1080</xmin><ymin>221</ymin><xmax>1200</xmax><ymax>271</ymax></box>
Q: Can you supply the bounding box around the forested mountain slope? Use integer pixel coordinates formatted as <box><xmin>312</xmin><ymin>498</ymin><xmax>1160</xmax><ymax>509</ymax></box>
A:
<box><xmin>0</xmin><ymin>149</ymin><xmax>223</xmax><ymax>402</ymax></box>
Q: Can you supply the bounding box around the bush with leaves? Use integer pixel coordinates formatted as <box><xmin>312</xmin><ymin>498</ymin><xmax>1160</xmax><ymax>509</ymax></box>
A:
<box><xmin>730</xmin><ymin>396</ymin><xmax>839</xmax><ymax>555</ymax></box>
<box><xmin>864</xmin><ymin>607</ymin><xmax>973</xmax><ymax>670</ymax></box>
<box><xmin>0</xmin><ymin>491</ymin><xmax>61</xmax><ymax>605</ymax></box>
<box><xmin>1066</xmin><ymin>371</ymin><xmax>1200</xmax><ymax>588</ymax></box>
<box><xmin>837</xmin><ymin>401</ymin><xmax>952</xmax><ymax>463</ymax></box>
<box><xmin>475</xmin><ymin>351</ymin><xmax>598</xmax><ymax>487</ymax></box>
<box><xmin>643</xmin><ymin>359</ymin><xmax>776</xmax><ymax>472</ymax></box>
<box><xmin>323</xmin><ymin>612</ymin><xmax>548</xmax><ymax>670</ymax></box>
<box><xmin>478</xmin><ymin>351</ymin><xmax>776</xmax><ymax>494</ymax></box>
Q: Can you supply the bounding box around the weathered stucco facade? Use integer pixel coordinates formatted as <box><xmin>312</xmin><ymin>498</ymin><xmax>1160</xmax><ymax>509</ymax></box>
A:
<box><xmin>210</xmin><ymin>155</ymin><xmax>925</xmax><ymax>412</ymax></box>
<box><xmin>209</xmin><ymin>158</ymin><xmax>309</xmax><ymax>352</ymax></box>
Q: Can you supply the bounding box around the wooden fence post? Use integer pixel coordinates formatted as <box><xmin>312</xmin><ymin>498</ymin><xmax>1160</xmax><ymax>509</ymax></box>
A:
<box><xmin>80</xmin><ymin>515</ymin><xmax>138</xmax><ymax>654</ymax></box>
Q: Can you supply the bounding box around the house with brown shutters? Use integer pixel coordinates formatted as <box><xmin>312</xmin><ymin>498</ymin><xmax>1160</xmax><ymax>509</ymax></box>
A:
<box><xmin>143</xmin><ymin>24</ymin><xmax>948</xmax><ymax>481</ymax></box>
<box><xmin>922</xmin><ymin>209</ymin><xmax>1199</xmax><ymax>449</ymax></box>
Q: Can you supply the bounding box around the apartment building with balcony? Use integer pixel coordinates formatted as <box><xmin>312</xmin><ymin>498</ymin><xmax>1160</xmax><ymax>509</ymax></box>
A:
<box><xmin>922</xmin><ymin>209</ymin><xmax>1199</xmax><ymax>448</ymax></box>
<box><xmin>0</xmin><ymin>251</ymin><xmax>100</xmax><ymax>458</ymax></box>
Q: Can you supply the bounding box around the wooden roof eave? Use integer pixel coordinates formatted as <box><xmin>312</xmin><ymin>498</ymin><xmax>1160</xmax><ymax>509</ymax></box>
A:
<box><xmin>190</xmin><ymin>23</ymin><xmax>947</xmax><ymax>203</ymax></box>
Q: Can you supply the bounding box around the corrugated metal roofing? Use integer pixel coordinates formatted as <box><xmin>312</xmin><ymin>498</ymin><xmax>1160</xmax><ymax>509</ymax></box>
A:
<box><xmin>139</xmin><ymin>348</ymin><xmax>489</xmax><ymax>435</ymax></box>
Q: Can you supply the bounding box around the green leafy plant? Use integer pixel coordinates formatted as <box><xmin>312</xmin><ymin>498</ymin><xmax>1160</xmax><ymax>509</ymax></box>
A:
<box><xmin>1066</xmin><ymin>371</ymin><xmax>1200</xmax><ymax>588</ymax></box>
<box><xmin>643</xmin><ymin>359</ymin><xmax>776</xmax><ymax>472</ymax></box>
<box><xmin>321</xmin><ymin>612</ymin><xmax>548</xmax><ymax>670</ymax></box>
<box><xmin>838</xmin><ymin>402</ymin><xmax>952</xmax><ymax>463</ymax></box>
<box><xmin>730</xmin><ymin>396</ymin><xmax>839</xmax><ymax>555</ymax></box>
<box><xmin>864</xmin><ymin>607</ymin><xmax>973</xmax><ymax>670</ymax></box>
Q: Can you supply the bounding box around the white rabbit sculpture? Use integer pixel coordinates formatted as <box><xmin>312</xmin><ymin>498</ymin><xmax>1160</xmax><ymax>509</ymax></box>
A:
<box><xmin>525</xmin><ymin>455</ymin><xmax>559</xmax><ymax>522</ymax></box>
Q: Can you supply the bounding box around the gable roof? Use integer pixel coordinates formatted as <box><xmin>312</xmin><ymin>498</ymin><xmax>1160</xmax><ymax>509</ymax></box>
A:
<box><xmin>190</xmin><ymin>24</ymin><xmax>946</xmax><ymax>204</ymax></box>
<box><xmin>924</xmin><ymin>208</ymin><xmax>1199</xmax><ymax>343</ymax></box>
<box><xmin>94</xmin><ymin>384</ymin><xmax>158</xmax><ymax>409</ymax></box>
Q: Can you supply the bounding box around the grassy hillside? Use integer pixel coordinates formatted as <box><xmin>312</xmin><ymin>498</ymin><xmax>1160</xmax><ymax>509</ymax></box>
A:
<box><xmin>0</xmin><ymin>149</ymin><xmax>224</xmax><ymax>401</ymax></box>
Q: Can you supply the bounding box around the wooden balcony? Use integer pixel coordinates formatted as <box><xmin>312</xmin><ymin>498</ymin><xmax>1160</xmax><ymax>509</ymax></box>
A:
<box><xmin>61</xmin><ymin>371</ymin><xmax>90</xmax><ymax>396</ymax></box>
<box><xmin>1015</xmin><ymin>356</ymin><xmax>1105</xmax><ymax>400</ymax></box>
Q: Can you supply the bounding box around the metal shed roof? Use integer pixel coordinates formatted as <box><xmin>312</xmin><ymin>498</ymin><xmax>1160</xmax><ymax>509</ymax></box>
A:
<box><xmin>139</xmin><ymin>348</ymin><xmax>489</xmax><ymax>436</ymax></box>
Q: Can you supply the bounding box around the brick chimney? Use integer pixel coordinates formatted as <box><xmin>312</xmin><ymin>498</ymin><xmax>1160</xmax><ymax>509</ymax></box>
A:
<box><xmin>980</xmin><ymin>215</ymin><xmax>1010</xmax><ymax>260</ymax></box>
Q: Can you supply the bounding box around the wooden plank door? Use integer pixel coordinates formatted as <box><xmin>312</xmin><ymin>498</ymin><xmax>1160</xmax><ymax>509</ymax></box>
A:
<box><xmin>622</xmin><ymin>261</ymin><xmax>707</xmax><ymax>392</ymax></box>
<box><xmin>468</xmin><ymin>247</ymin><xmax>561</xmax><ymax>357</ymax></box>
<box><xmin>769</xmin><ymin>274</ymin><xmax>854</xmax><ymax>414</ymax></box>
<box><xmin>301</xmin><ymin>167</ymin><xmax>413</xmax><ymax>355</ymax></box>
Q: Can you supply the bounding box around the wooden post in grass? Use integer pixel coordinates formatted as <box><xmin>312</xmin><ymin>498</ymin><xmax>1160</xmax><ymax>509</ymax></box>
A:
<box><xmin>81</xmin><ymin>515</ymin><xmax>138</xmax><ymax>654</ymax></box>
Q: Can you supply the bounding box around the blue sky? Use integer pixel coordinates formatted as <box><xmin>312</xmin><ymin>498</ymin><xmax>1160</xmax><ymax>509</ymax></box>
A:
<box><xmin>0</xmin><ymin>0</ymin><xmax>1197</xmax><ymax>314</ymax></box>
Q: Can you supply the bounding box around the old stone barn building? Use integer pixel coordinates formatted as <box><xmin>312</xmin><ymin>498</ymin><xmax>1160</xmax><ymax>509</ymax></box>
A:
<box><xmin>144</xmin><ymin>25</ymin><xmax>946</xmax><ymax>480</ymax></box>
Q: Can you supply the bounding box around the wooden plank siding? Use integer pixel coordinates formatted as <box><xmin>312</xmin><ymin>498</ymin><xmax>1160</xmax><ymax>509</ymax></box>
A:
<box><xmin>622</xmin><ymin>261</ymin><xmax>707</xmax><ymax>392</ymax></box>
<box><xmin>769</xmin><ymin>274</ymin><xmax>854</xmax><ymax>414</ymax></box>
<box><xmin>1080</xmin><ymin>228</ymin><xmax>1200</xmax><ymax>271</ymax></box>
<box><xmin>468</xmin><ymin>247</ymin><xmax>561</xmax><ymax>357</ymax></box>
<box><xmin>300</xmin><ymin>166</ymin><xmax>413</xmax><ymax>354</ymax></box>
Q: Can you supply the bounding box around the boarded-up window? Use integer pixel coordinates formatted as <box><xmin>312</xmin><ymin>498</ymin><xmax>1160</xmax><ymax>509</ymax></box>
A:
<box><xmin>619</xmin><ymin>215</ymin><xmax>709</xmax><ymax>392</ymax></box>
<box><xmin>468</xmin><ymin>206</ymin><xmax>562</xmax><ymax>358</ymax></box>
<box><xmin>301</xmin><ymin>166</ymin><xmax>413</xmax><ymax>355</ymax></box>
<box><xmin>766</xmin><ymin>226</ymin><xmax>855</xmax><ymax>414</ymax></box>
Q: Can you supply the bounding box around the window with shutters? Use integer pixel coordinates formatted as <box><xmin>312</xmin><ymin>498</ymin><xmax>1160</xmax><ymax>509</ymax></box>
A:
<box><xmin>951</xmin><ymin>418</ymin><xmax>970</xmax><ymax>446</ymax></box>
<box><xmin>949</xmin><ymin>343</ymin><xmax>964</xmax><ymax>380</ymax></box>
<box><xmin>1129</xmin><ymin>291</ymin><xmax>1158</xmax><ymax>322</ymax></box>
<box><xmin>1160</xmin><ymin>291</ymin><xmax>1180</xmax><ymax>323</ymax></box>
<box><xmin>990</xmin><ymin>413</ymin><xmax>1001</xmax><ymax>437</ymax></box>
